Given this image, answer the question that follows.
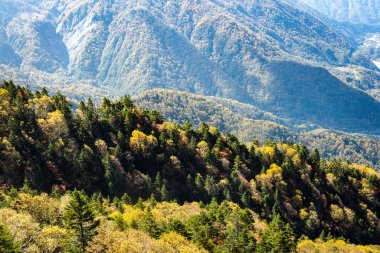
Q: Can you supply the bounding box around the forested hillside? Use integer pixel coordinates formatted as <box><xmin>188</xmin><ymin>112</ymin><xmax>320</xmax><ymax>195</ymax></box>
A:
<box><xmin>135</xmin><ymin>89</ymin><xmax>380</xmax><ymax>170</ymax></box>
<box><xmin>0</xmin><ymin>81</ymin><xmax>380</xmax><ymax>252</ymax></box>
<box><xmin>1</xmin><ymin>0</ymin><xmax>380</xmax><ymax>136</ymax></box>
<box><xmin>1</xmin><ymin>189</ymin><xmax>380</xmax><ymax>253</ymax></box>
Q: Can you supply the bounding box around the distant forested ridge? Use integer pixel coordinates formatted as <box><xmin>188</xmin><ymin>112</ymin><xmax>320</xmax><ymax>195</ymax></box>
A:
<box><xmin>135</xmin><ymin>89</ymin><xmax>380</xmax><ymax>170</ymax></box>
<box><xmin>0</xmin><ymin>81</ymin><xmax>380</xmax><ymax>250</ymax></box>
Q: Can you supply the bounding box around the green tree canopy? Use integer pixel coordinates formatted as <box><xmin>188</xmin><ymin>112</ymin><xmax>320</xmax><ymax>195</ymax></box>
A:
<box><xmin>63</xmin><ymin>190</ymin><xmax>99</xmax><ymax>252</ymax></box>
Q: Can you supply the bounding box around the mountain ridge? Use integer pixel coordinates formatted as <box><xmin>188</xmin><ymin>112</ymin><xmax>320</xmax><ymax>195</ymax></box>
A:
<box><xmin>134</xmin><ymin>89</ymin><xmax>380</xmax><ymax>169</ymax></box>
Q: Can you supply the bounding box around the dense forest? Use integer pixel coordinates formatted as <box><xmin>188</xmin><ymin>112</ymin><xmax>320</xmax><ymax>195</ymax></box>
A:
<box><xmin>0</xmin><ymin>81</ymin><xmax>380</xmax><ymax>252</ymax></box>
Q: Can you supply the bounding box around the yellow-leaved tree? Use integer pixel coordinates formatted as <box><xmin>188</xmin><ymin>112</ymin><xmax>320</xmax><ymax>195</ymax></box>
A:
<box><xmin>130</xmin><ymin>130</ymin><xmax>158</xmax><ymax>158</ymax></box>
<box><xmin>38</xmin><ymin>110</ymin><xmax>69</xmax><ymax>141</ymax></box>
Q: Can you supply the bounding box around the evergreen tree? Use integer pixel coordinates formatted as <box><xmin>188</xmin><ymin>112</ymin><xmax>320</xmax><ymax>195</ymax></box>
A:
<box><xmin>0</xmin><ymin>225</ymin><xmax>19</xmax><ymax>253</ymax></box>
<box><xmin>135</xmin><ymin>197</ymin><xmax>145</xmax><ymax>210</ymax></box>
<box><xmin>121</xmin><ymin>193</ymin><xmax>132</xmax><ymax>204</ymax></box>
<box><xmin>167</xmin><ymin>219</ymin><xmax>189</xmax><ymax>237</ymax></box>
<box><xmin>63</xmin><ymin>190</ymin><xmax>99</xmax><ymax>252</ymax></box>
<box><xmin>305</xmin><ymin>203</ymin><xmax>320</xmax><ymax>237</ymax></box>
<box><xmin>256</xmin><ymin>215</ymin><xmax>296</xmax><ymax>253</ymax></box>
<box><xmin>282</xmin><ymin>156</ymin><xmax>297</xmax><ymax>179</ymax></box>
<box><xmin>195</xmin><ymin>173</ymin><xmax>203</xmax><ymax>189</ymax></box>
<box><xmin>41</xmin><ymin>87</ymin><xmax>48</xmax><ymax>96</ymax></box>
<box><xmin>233</xmin><ymin>155</ymin><xmax>241</xmax><ymax>171</ymax></box>
<box><xmin>222</xmin><ymin>210</ymin><xmax>256</xmax><ymax>253</ymax></box>
<box><xmin>299</xmin><ymin>145</ymin><xmax>309</xmax><ymax>165</ymax></box>
<box><xmin>113</xmin><ymin>197</ymin><xmax>124</xmax><ymax>213</ymax></box>
<box><xmin>205</xmin><ymin>175</ymin><xmax>218</xmax><ymax>198</ymax></box>
<box><xmin>224</xmin><ymin>189</ymin><xmax>232</xmax><ymax>201</ymax></box>
<box><xmin>77</xmin><ymin>147</ymin><xmax>93</xmax><ymax>187</ymax></box>
<box><xmin>154</xmin><ymin>172</ymin><xmax>162</xmax><ymax>190</ymax></box>
<box><xmin>309</xmin><ymin>148</ymin><xmax>321</xmax><ymax>179</ymax></box>
<box><xmin>102</xmin><ymin>153</ymin><xmax>114</xmax><ymax>193</ymax></box>
<box><xmin>141</xmin><ymin>207</ymin><xmax>161</xmax><ymax>238</ymax></box>
<box><xmin>149</xmin><ymin>193</ymin><xmax>157</xmax><ymax>207</ymax></box>
<box><xmin>273</xmin><ymin>145</ymin><xmax>284</xmax><ymax>165</ymax></box>
<box><xmin>310</xmin><ymin>149</ymin><xmax>320</xmax><ymax>168</ymax></box>
<box><xmin>160</xmin><ymin>183</ymin><xmax>169</xmax><ymax>201</ymax></box>
<box><xmin>241</xmin><ymin>191</ymin><xmax>251</xmax><ymax>208</ymax></box>
<box><xmin>114</xmin><ymin>144</ymin><xmax>123</xmax><ymax>161</ymax></box>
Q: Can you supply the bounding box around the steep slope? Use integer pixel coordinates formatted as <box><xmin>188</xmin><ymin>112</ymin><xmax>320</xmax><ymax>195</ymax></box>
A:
<box><xmin>260</xmin><ymin>61</ymin><xmax>380</xmax><ymax>133</ymax></box>
<box><xmin>1</xmin><ymin>83</ymin><xmax>380</xmax><ymax>245</ymax></box>
<box><xmin>134</xmin><ymin>89</ymin><xmax>380</xmax><ymax>169</ymax></box>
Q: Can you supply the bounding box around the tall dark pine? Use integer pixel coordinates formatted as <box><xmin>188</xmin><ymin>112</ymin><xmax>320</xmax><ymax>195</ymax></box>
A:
<box><xmin>63</xmin><ymin>190</ymin><xmax>99</xmax><ymax>252</ymax></box>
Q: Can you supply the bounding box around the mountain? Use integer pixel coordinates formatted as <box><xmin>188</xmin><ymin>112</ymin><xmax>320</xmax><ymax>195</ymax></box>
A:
<box><xmin>295</xmin><ymin>0</ymin><xmax>380</xmax><ymax>25</ymax></box>
<box><xmin>134</xmin><ymin>89</ymin><xmax>380</xmax><ymax>170</ymax></box>
<box><xmin>1</xmin><ymin>83</ymin><xmax>380</xmax><ymax>247</ymax></box>
<box><xmin>0</xmin><ymin>0</ymin><xmax>380</xmax><ymax>135</ymax></box>
<box><xmin>286</xmin><ymin>0</ymin><xmax>380</xmax><ymax>98</ymax></box>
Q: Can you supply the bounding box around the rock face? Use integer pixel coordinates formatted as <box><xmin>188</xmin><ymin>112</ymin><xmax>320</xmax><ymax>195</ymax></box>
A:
<box><xmin>0</xmin><ymin>0</ymin><xmax>379</xmax><ymax>134</ymax></box>
<box><xmin>296</xmin><ymin>0</ymin><xmax>380</xmax><ymax>25</ymax></box>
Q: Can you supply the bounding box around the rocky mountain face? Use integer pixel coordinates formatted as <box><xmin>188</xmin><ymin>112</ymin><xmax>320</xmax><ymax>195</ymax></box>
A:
<box><xmin>0</xmin><ymin>0</ymin><xmax>379</xmax><ymax>134</ymax></box>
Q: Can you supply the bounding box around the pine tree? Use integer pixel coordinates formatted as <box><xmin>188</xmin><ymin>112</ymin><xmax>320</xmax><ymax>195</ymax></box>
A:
<box><xmin>77</xmin><ymin>147</ymin><xmax>93</xmax><ymax>187</ymax></box>
<box><xmin>273</xmin><ymin>145</ymin><xmax>284</xmax><ymax>165</ymax></box>
<box><xmin>224</xmin><ymin>189</ymin><xmax>232</xmax><ymax>201</ymax></box>
<box><xmin>222</xmin><ymin>210</ymin><xmax>256</xmax><ymax>253</ymax></box>
<box><xmin>299</xmin><ymin>145</ymin><xmax>309</xmax><ymax>165</ymax></box>
<box><xmin>113</xmin><ymin>197</ymin><xmax>124</xmax><ymax>213</ymax></box>
<box><xmin>63</xmin><ymin>190</ymin><xmax>99</xmax><ymax>252</ymax></box>
<box><xmin>241</xmin><ymin>191</ymin><xmax>251</xmax><ymax>208</ymax></box>
<box><xmin>102</xmin><ymin>153</ymin><xmax>114</xmax><ymax>193</ymax></box>
<box><xmin>0</xmin><ymin>225</ymin><xmax>19</xmax><ymax>253</ymax></box>
<box><xmin>160</xmin><ymin>183</ymin><xmax>169</xmax><ymax>201</ymax></box>
<box><xmin>121</xmin><ymin>193</ymin><xmax>131</xmax><ymax>204</ymax></box>
<box><xmin>310</xmin><ymin>148</ymin><xmax>321</xmax><ymax>179</ymax></box>
<box><xmin>205</xmin><ymin>175</ymin><xmax>218</xmax><ymax>198</ymax></box>
<box><xmin>281</xmin><ymin>156</ymin><xmax>296</xmax><ymax>179</ymax></box>
<box><xmin>256</xmin><ymin>215</ymin><xmax>296</xmax><ymax>253</ymax></box>
<box><xmin>149</xmin><ymin>193</ymin><xmax>157</xmax><ymax>207</ymax></box>
<box><xmin>195</xmin><ymin>173</ymin><xmax>203</xmax><ymax>189</ymax></box>
<box><xmin>233</xmin><ymin>155</ymin><xmax>241</xmax><ymax>171</ymax></box>
<box><xmin>167</xmin><ymin>219</ymin><xmax>189</xmax><ymax>237</ymax></box>
<box><xmin>41</xmin><ymin>87</ymin><xmax>48</xmax><ymax>96</ymax></box>
<box><xmin>141</xmin><ymin>207</ymin><xmax>161</xmax><ymax>238</ymax></box>
<box><xmin>310</xmin><ymin>149</ymin><xmax>320</xmax><ymax>169</ymax></box>
<box><xmin>135</xmin><ymin>197</ymin><xmax>145</xmax><ymax>210</ymax></box>
<box><xmin>114</xmin><ymin>144</ymin><xmax>123</xmax><ymax>161</ymax></box>
<box><xmin>20</xmin><ymin>179</ymin><xmax>37</xmax><ymax>195</ymax></box>
<box><xmin>154</xmin><ymin>171</ymin><xmax>162</xmax><ymax>190</ymax></box>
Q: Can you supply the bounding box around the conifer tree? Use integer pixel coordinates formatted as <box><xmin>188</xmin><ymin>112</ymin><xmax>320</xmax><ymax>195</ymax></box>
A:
<box><xmin>0</xmin><ymin>225</ymin><xmax>19</xmax><ymax>253</ymax></box>
<box><xmin>160</xmin><ymin>183</ymin><xmax>169</xmax><ymax>201</ymax></box>
<box><xmin>114</xmin><ymin>144</ymin><xmax>123</xmax><ymax>161</ymax></box>
<box><xmin>102</xmin><ymin>153</ymin><xmax>114</xmax><ymax>193</ymax></box>
<box><xmin>241</xmin><ymin>191</ymin><xmax>251</xmax><ymax>208</ymax></box>
<box><xmin>222</xmin><ymin>210</ymin><xmax>256</xmax><ymax>253</ymax></box>
<box><xmin>256</xmin><ymin>215</ymin><xmax>296</xmax><ymax>253</ymax></box>
<box><xmin>63</xmin><ymin>190</ymin><xmax>99</xmax><ymax>252</ymax></box>
<box><xmin>121</xmin><ymin>193</ymin><xmax>131</xmax><ymax>204</ymax></box>
<box><xmin>141</xmin><ymin>207</ymin><xmax>161</xmax><ymax>238</ymax></box>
